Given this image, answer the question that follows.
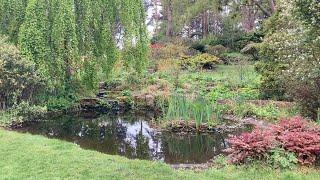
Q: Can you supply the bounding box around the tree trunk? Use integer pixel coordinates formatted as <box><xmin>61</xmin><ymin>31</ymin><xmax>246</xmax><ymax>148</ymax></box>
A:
<box><xmin>165</xmin><ymin>0</ymin><xmax>174</xmax><ymax>37</ymax></box>
<box><xmin>242</xmin><ymin>1</ymin><xmax>256</xmax><ymax>32</ymax></box>
<box><xmin>152</xmin><ymin>0</ymin><xmax>160</xmax><ymax>34</ymax></box>
<box><xmin>202</xmin><ymin>10</ymin><xmax>209</xmax><ymax>38</ymax></box>
<box><xmin>268</xmin><ymin>0</ymin><xmax>276</xmax><ymax>13</ymax></box>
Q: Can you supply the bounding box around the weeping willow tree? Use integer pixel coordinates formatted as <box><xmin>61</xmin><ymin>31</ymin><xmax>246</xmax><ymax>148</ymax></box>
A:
<box><xmin>18</xmin><ymin>0</ymin><xmax>51</xmax><ymax>87</ymax></box>
<box><xmin>120</xmin><ymin>0</ymin><xmax>148</xmax><ymax>74</ymax></box>
<box><xmin>74</xmin><ymin>0</ymin><xmax>148</xmax><ymax>88</ymax></box>
<box><xmin>50</xmin><ymin>0</ymin><xmax>79</xmax><ymax>89</ymax></box>
<box><xmin>0</xmin><ymin>0</ymin><xmax>149</xmax><ymax>93</ymax></box>
<box><xmin>0</xmin><ymin>0</ymin><xmax>28</xmax><ymax>43</ymax></box>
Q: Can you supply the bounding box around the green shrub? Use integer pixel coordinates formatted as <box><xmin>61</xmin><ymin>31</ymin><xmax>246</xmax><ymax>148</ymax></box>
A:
<box><xmin>237</xmin><ymin>88</ymin><xmax>260</xmax><ymax>100</ymax></box>
<box><xmin>207</xmin><ymin>85</ymin><xmax>259</xmax><ymax>103</ymax></box>
<box><xmin>209</xmin><ymin>28</ymin><xmax>263</xmax><ymax>51</ymax></box>
<box><xmin>0</xmin><ymin>109</ymin><xmax>24</xmax><ymax>126</ymax></box>
<box><xmin>253</xmin><ymin>103</ymin><xmax>280</xmax><ymax>121</ymax></box>
<box><xmin>257</xmin><ymin>1</ymin><xmax>320</xmax><ymax>118</ymax></box>
<box><xmin>46</xmin><ymin>97</ymin><xmax>74</xmax><ymax>111</ymax></box>
<box><xmin>229</xmin><ymin>102</ymin><xmax>299</xmax><ymax>122</ymax></box>
<box><xmin>150</xmin><ymin>42</ymin><xmax>197</xmax><ymax>61</ymax></box>
<box><xmin>231</xmin><ymin>103</ymin><xmax>255</xmax><ymax>118</ymax></box>
<box><xmin>12</xmin><ymin>102</ymin><xmax>47</xmax><ymax>118</ymax></box>
<box><xmin>267</xmin><ymin>148</ymin><xmax>298</xmax><ymax>170</ymax></box>
<box><xmin>207</xmin><ymin>85</ymin><xmax>234</xmax><ymax>102</ymax></box>
<box><xmin>241</xmin><ymin>43</ymin><xmax>260</xmax><ymax>60</ymax></box>
<box><xmin>190</xmin><ymin>42</ymin><xmax>206</xmax><ymax>53</ymax></box>
<box><xmin>254</xmin><ymin>61</ymin><xmax>287</xmax><ymax>100</ymax></box>
<box><xmin>0</xmin><ymin>36</ymin><xmax>42</xmax><ymax>108</ymax></box>
<box><xmin>219</xmin><ymin>52</ymin><xmax>251</xmax><ymax>64</ymax></box>
<box><xmin>179</xmin><ymin>53</ymin><xmax>221</xmax><ymax>70</ymax></box>
<box><xmin>0</xmin><ymin>102</ymin><xmax>47</xmax><ymax>126</ymax></box>
<box><xmin>205</xmin><ymin>45</ymin><xmax>229</xmax><ymax>55</ymax></box>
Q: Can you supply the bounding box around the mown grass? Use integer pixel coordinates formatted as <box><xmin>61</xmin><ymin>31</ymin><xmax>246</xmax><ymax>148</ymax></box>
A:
<box><xmin>1</xmin><ymin>129</ymin><xmax>320</xmax><ymax>180</ymax></box>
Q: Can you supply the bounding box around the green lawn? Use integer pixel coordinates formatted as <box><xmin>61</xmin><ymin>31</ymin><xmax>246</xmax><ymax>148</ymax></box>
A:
<box><xmin>1</xmin><ymin>129</ymin><xmax>319</xmax><ymax>180</ymax></box>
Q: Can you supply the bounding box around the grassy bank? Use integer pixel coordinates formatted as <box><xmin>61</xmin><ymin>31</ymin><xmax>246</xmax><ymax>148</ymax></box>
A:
<box><xmin>0</xmin><ymin>129</ymin><xmax>319</xmax><ymax>180</ymax></box>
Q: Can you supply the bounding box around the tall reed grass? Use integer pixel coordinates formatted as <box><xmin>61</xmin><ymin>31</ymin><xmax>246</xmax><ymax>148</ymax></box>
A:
<box><xmin>162</xmin><ymin>93</ymin><xmax>219</xmax><ymax>128</ymax></box>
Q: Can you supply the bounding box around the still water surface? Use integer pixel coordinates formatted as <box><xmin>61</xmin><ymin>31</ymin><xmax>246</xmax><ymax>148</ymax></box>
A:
<box><xmin>16</xmin><ymin>113</ymin><xmax>245</xmax><ymax>164</ymax></box>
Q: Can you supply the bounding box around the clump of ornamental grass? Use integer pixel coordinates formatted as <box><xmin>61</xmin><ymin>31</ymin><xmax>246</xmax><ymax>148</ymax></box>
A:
<box><xmin>163</xmin><ymin>93</ymin><xmax>219</xmax><ymax>130</ymax></box>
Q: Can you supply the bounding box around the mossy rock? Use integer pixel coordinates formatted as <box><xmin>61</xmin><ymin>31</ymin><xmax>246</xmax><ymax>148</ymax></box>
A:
<box><xmin>133</xmin><ymin>93</ymin><xmax>156</xmax><ymax>109</ymax></box>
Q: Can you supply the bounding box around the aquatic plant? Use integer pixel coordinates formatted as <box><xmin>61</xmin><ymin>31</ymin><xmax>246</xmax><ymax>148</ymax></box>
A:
<box><xmin>163</xmin><ymin>93</ymin><xmax>218</xmax><ymax>129</ymax></box>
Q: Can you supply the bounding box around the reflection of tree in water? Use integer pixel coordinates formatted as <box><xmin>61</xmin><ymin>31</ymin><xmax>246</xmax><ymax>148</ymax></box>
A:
<box><xmin>161</xmin><ymin>133</ymin><xmax>228</xmax><ymax>164</ymax></box>
<box><xmin>28</xmin><ymin>116</ymin><xmax>82</xmax><ymax>139</ymax></box>
<box><xmin>19</xmin><ymin>114</ymin><xmax>230</xmax><ymax>164</ymax></box>
<box><xmin>96</xmin><ymin>116</ymin><xmax>157</xmax><ymax>159</ymax></box>
<box><xmin>135</xmin><ymin>121</ymin><xmax>151</xmax><ymax>159</ymax></box>
<box><xmin>96</xmin><ymin>116</ymin><xmax>130</xmax><ymax>156</ymax></box>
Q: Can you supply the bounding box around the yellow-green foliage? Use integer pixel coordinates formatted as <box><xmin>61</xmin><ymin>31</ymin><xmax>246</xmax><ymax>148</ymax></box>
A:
<box><xmin>150</xmin><ymin>42</ymin><xmax>195</xmax><ymax>61</ymax></box>
<box><xmin>180</xmin><ymin>53</ymin><xmax>221</xmax><ymax>70</ymax></box>
<box><xmin>205</xmin><ymin>45</ymin><xmax>229</xmax><ymax>55</ymax></box>
<box><xmin>2</xmin><ymin>0</ymin><xmax>148</xmax><ymax>93</ymax></box>
<box><xmin>156</xmin><ymin>58</ymin><xmax>179</xmax><ymax>72</ymax></box>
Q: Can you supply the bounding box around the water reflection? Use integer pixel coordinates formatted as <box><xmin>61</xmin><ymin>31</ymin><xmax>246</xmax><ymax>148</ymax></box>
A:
<box><xmin>17</xmin><ymin>114</ymin><xmax>243</xmax><ymax>164</ymax></box>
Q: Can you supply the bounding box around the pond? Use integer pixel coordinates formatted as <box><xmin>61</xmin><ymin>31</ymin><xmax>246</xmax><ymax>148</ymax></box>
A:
<box><xmin>14</xmin><ymin>112</ymin><xmax>248</xmax><ymax>164</ymax></box>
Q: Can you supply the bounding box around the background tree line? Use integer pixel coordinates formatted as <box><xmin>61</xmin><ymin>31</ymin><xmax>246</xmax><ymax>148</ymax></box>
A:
<box><xmin>149</xmin><ymin>0</ymin><xmax>319</xmax><ymax>118</ymax></box>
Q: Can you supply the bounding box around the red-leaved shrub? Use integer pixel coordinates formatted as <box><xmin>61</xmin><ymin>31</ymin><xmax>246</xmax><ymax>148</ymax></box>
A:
<box><xmin>274</xmin><ymin>117</ymin><xmax>320</xmax><ymax>165</ymax></box>
<box><xmin>225</xmin><ymin>128</ymin><xmax>277</xmax><ymax>164</ymax></box>
<box><xmin>150</xmin><ymin>43</ymin><xmax>165</xmax><ymax>49</ymax></box>
<box><xmin>226</xmin><ymin>117</ymin><xmax>320</xmax><ymax>165</ymax></box>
